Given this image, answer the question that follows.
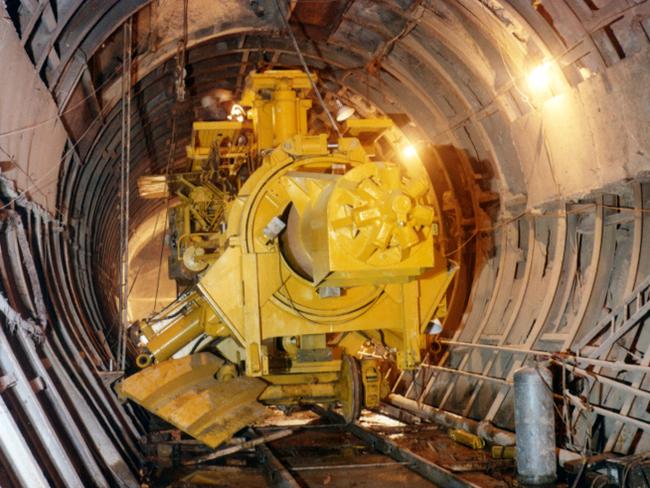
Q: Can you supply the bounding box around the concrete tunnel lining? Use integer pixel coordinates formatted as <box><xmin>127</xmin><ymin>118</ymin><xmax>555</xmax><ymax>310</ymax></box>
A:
<box><xmin>0</xmin><ymin>0</ymin><xmax>649</xmax><ymax>485</ymax></box>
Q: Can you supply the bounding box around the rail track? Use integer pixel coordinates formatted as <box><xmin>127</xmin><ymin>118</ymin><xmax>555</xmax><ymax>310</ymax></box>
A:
<box><xmin>150</xmin><ymin>409</ymin><xmax>518</xmax><ymax>488</ymax></box>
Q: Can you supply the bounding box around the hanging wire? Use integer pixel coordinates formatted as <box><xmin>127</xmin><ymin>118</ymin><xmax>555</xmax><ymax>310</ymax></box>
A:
<box><xmin>153</xmin><ymin>115</ymin><xmax>177</xmax><ymax>311</ymax></box>
<box><xmin>272</xmin><ymin>0</ymin><xmax>342</xmax><ymax>138</ymax></box>
<box><xmin>0</xmin><ymin>68</ymin><xmax>121</xmax><ymax>139</ymax></box>
<box><xmin>117</xmin><ymin>18</ymin><xmax>133</xmax><ymax>372</ymax></box>
<box><xmin>153</xmin><ymin>2</ymin><xmax>187</xmax><ymax>311</ymax></box>
<box><xmin>175</xmin><ymin>0</ymin><xmax>188</xmax><ymax>102</ymax></box>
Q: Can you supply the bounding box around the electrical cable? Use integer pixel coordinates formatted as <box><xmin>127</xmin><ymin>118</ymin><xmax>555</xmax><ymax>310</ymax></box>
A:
<box><xmin>153</xmin><ymin>115</ymin><xmax>177</xmax><ymax>312</ymax></box>
<box><xmin>117</xmin><ymin>18</ymin><xmax>133</xmax><ymax>372</ymax></box>
<box><xmin>0</xmin><ymin>68</ymin><xmax>121</xmax><ymax>139</ymax></box>
<box><xmin>272</xmin><ymin>0</ymin><xmax>342</xmax><ymax>138</ymax></box>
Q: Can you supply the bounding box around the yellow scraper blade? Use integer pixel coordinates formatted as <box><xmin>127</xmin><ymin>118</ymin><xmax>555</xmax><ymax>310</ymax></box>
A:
<box><xmin>118</xmin><ymin>353</ymin><xmax>269</xmax><ymax>448</ymax></box>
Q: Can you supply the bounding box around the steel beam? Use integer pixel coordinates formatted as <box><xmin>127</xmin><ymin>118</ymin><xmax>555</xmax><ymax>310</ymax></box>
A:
<box><xmin>254</xmin><ymin>439</ymin><xmax>300</xmax><ymax>488</ymax></box>
<box><xmin>440</xmin><ymin>340</ymin><xmax>650</xmax><ymax>372</ymax></box>
<box><xmin>346</xmin><ymin>420</ymin><xmax>481</xmax><ymax>488</ymax></box>
<box><xmin>0</xmin><ymin>327</ymin><xmax>84</xmax><ymax>486</ymax></box>
<box><xmin>0</xmin><ymin>396</ymin><xmax>49</xmax><ymax>487</ymax></box>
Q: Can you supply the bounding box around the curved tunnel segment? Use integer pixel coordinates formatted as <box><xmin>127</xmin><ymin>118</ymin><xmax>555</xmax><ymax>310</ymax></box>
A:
<box><xmin>0</xmin><ymin>0</ymin><xmax>649</xmax><ymax>485</ymax></box>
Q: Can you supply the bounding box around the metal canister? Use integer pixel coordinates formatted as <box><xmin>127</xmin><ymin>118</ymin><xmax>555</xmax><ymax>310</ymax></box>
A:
<box><xmin>514</xmin><ymin>365</ymin><xmax>557</xmax><ymax>485</ymax></box>
<box><xmin>448</xmin><ymin>428</ymin><xmax>486</xmax><ymax>449</ymax></box>
<box><xmin>491</xmin><ymin>445</ymin><xmax>516</xmax><ymax>459</ymax></box>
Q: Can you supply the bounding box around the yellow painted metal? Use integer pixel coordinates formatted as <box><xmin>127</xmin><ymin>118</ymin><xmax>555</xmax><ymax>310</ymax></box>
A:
<box><xmin>259</xmin><ymin>383</ymin><xmax>337</xmax><ymax>404</ymax></box>
<box><xmin>263</xmin><ymin>373</ymin><xmax>339</xmax><ymax>385</ymax></box>
<box><xmin>360</xmin><ymin>359</ymin><xmax>381</xmax><ymax>408</ymax></box>
<box><xmin>138</xmin><ymin>306</ymin><xmax>204</xmax><ymax>365</ymax></box>
<box><xmin>186</xmin><ymin>120</ymin><xmax>244</xmax><ymax>170</ymax></box>
<box><xmin>491</xmin><ymin>445</ymin><xmax>516</xmax><ymax>459</ymax></box>
<box><xmin>135</xmin><ymin>292</ymin><xmax>231</xmax><ymax>368</ymax></box>
<box><xmin>197</xmin><ymin>145</ymin><xmax>454</xmax><ymax>370</ymax></box>
<box><xmin>126</xmin><ymin>69</ymin><xmax>459</xmax><ymax>448</ymax></box>
<box><xmin>240</xmin><ymin>70</ymin><xmax>313</xmax><ymax>150</ymax></box>
<box><xmin>448</xmin><ymin>428</ymin><xmax>486</xmax><ymax>450</ymax></box>
<box><xmin>344</xmin><ymin>117</ymin><xmax>393</xmax><ymax>137</ymax></box>
<box><xmin>286</xmin><ymin>360</ymin><xmax>342</xmax><ymax>374</ymax></box>
<box><xmin>306</xmin><ymin>162</ymin><xmax>436</xmax><ymax>286</ymax></box>
<box><xmin>119</xmin><ymin>353</ymin><xmax>269</xmax><ymax>448</ymax></box>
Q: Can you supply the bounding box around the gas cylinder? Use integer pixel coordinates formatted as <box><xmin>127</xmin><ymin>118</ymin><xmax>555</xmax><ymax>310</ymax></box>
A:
<box><xmin>514</xmin><ymin>364</ymin><xmax>557</xmax><ymax>485</ymax></box>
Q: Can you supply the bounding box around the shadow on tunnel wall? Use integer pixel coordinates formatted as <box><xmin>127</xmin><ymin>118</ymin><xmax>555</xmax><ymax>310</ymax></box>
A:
<box><xmin>423</xmin><ymin>144</ymin><xmax>500</xmax><ymax>340</ymax></box>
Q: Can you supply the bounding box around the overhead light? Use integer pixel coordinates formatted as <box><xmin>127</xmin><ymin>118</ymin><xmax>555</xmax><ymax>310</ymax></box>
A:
<box><xmin>527</xmin><ymin>61</ymin><xmax>552</xmax><ymax>92</ymax></box>
<box><xmin>228</xmin><ymin>104</ymin><xmax>246</xmax><ymax>123</ymax></box>
<box><xmin>402</xmin><ymin>144</ymin><xmax>417</xmax><ymax>159</ymax></box>
<box><xmin>427</xmin><ymin>318</ymin><xmax>443</xmax><ymax>335</ymax></box>
<box><xmin>335</xmin><ymin>99</ymin><xmax>355</xmax><ymax>122</ymax></box>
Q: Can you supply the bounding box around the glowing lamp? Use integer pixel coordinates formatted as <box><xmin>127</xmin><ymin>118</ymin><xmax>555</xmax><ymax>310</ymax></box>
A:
<box><xmin>527</xmin><ymin>61</ymin><xmax>552</xmax><ymax>92</ymax></box>
<box><xmin>335</xmin><ymin>100</ymin><xmax>355</xmax><ymax>122</ymax></box>
<box><xmin>228</xmin><ymin>104</ymin><xmax>246</xmax><ymax>122</ymax></box>
<box><xmin>402</xmin><ymin>144</ymin><xmax>417</xmax><ymax>159</ymax></box>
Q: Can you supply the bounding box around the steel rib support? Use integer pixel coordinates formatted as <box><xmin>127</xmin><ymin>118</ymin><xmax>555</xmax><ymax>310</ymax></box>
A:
<box><xmin>435</xmin><ymin>225</ymin><xmax>517</xmax><ymax>409</ymax></box>
<box><xmin>0</xmin><ymin>327</ymin><xmax>84</xmax><ymax>487</ymax></box>
<box><xmin>42</xmin><ymin>340</ymin><xmax>140</xmax><ymax>486</ymax></box>
<box><xmin>15</xmin><ymin>330</ymin><xmax>110</xmax><ymax>486</ymax></box>
<box><xmin>484</xmin><ymin>206</ymin><xmax>569</xmax><ymax>421</ymax></box>
<box><xmin>460</xmin><ymin>215</ymin><xmax>537</xmax><ymax>417</ymax></box>
<box><xmin>0</xmin><ymin>395</ymin><xmax>49</xmax><ymax>487</ymax></box>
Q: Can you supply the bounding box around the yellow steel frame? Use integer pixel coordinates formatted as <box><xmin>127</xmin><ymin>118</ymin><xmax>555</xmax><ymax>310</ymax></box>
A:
<box><xmin>123</xmin><ymin>69</ymin><xmax>458</xmax><ymax>448</ymax></box>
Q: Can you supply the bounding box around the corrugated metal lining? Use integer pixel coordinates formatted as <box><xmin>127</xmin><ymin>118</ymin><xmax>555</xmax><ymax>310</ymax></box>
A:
<box><xmin>1</xmin><ymin>0</ymin><xmax>650</xmax><ymax>482</ymax></box>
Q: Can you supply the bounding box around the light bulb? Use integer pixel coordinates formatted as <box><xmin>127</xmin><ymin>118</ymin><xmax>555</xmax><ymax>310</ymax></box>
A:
<box><xmin>402</xmin><ymin>145</ymin><xmax>417</xmax><ymax>159</ymax></box>
<box><xmin>335</xmin><ymin>100</ymin><xmax>355</xmax><ymax>122</ymax></box>
<box><xmin>528</xmin><ymin>61</ymin><xmax>551</xmax><ymax>92</ymax></box>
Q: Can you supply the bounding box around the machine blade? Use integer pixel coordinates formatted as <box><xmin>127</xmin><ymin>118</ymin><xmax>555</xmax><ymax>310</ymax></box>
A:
<box><xmin>118</xmin><ymin>353</ymin><xmax>269</xmax><ymax>448</ymax></box>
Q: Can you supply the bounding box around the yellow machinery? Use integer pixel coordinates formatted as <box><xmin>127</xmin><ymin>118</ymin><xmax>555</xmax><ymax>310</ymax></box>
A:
<box><xmin>137</xmin><ymin>121</ymin><xmax>249</xmax><ymax>280</ymax></box>
<box><xmin>119</xmin><ymin>70</ymin><xmax>457</xmax><ymax>448</ymax></box>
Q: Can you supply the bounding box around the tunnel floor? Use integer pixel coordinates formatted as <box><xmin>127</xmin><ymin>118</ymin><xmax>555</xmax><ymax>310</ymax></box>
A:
<box><xmin>145</xmin><ymin>410</ymin><xmax>529</xmax><ymax>488</ymax></box>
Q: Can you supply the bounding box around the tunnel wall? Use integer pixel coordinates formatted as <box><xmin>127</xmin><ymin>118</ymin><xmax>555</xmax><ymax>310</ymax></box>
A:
<box><xmin>0</xmin><ymin>15</ymin><xmax>66</xmax><ymax>212</ymax></box>
<box><xmin>510</xmin><ymin>47</ymin><xmax>650</xmax><ymax>207</ymax></box>
<box><xmin>0</xmin><ymin>10</ymin><xmax>142</xmax><ymax>486</ymax></box>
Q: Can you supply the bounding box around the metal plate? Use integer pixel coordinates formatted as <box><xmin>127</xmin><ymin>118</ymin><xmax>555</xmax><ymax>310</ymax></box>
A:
<box><xmin>118</xmin><ymin>353</ymin><xmax>269</xmax><ymax>448</ymax></box>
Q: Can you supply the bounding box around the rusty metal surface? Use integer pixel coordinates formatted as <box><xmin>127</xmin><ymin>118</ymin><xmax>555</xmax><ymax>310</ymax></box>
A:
<box><xmin>154</xmin><ymin>414</ymin><xmax>453</xmax><ymax>487</ymax></box>
<box><xmin>397</xmin><ymin>184</ymin><xmax>650</xmax><ymax>456</ymax></box>
<box><xmin>0</xmin><ymin>191</ymin><xmax>141</xmax><ymax>484</ymax></box>
<box><xmin>1</xmin><ymin>1</ymin><xmax>650</xmax><ymax>484</ymax></box>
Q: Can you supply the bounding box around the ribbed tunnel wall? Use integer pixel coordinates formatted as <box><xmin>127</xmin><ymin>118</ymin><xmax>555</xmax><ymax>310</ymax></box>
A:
<box><xmin>1</xmin><ymin>0</ymin><xmax>649</xmax><ymax>485</ymax></box>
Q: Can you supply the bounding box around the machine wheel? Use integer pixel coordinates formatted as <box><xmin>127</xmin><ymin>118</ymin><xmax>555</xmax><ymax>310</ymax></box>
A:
<box><xmin>339</xmin><ymin>354</ymin><xmax>362</xmax><ymax>423</ymax></box>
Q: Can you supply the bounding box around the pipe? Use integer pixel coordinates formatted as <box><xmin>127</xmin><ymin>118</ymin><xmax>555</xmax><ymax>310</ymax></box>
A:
<box><xmin>183</xmin><ymin>429</ymin><xmax>293</xmax><ymax>465</ymax></box>
<box><xmin>565</xmin><ymin>393</ymin><xmax>650</xmax><ymax>433</ymax></box>
<box><xmin>387</xmin><ymin>394</ymin><xmax>516</xmax><ymax>446</ymax></box>
<box><xmin>441</xmin><ymin>340</ymin><xmax>649</xmax><ymax>372</ymax></box>
<box><xmin>423</xmin><ymin>364</ymin><xmax>512</xmax><ymax>386</ymax></box>
<box><xmin>388</xmin><ymin>388</ymin><xmax>584</xmax><ymax>469</ymax></box>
